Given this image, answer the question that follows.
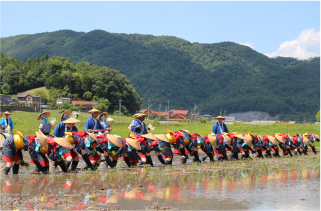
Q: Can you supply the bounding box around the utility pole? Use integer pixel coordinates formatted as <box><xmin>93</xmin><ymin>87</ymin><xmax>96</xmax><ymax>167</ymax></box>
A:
<box><xmin>168</xmin><ymin>99</ymin><xmax>169</xmax><ymax>112</ymax></box>
<box><xmin>57</xmin><ymin>92</ymin><xmax>60</xmax><ymax>119</ymax></box>
<box><xmin>220</xmin><ymin>109</ymin><xmax>222</xmax><ymax>116</ymax></box>
<box><xmin>119</xmin><ymin>99</ymin><xmax>123</xmax><ymax>122</ymax></box>
<box><xmin>40</xmin><ymin>94</ymin><xmax>42</xmax><ymax>113</ymax></box>
<box><xmin>148</xmin><ymin>99</ymin><xmax>150</xmax><ymax>119</ymax></box>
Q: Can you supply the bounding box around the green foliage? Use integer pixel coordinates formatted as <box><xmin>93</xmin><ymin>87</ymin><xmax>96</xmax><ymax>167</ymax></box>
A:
<box><xmin>1</xmin><ymin>83</ymin><xmax>12</xmax><ymax>94</ymax></box>
<box><xmin>1</xmin><ymin>30</ymin><xmax>320</xmax><ymax>121</ymax></box>
<box><xmin>317</xmin><ymin>111</ymin><xmax>320</xmax><ymax>122</ymax></box>
<box><xmin>95</xmin><ymin>102</ymin><xmax>108</xmax><ymax>112</ymax></box>
<box><xmin>0</xmin><ymin>52</ymin><xmax>141</xmax><ymax>114</ymax></box>
<box><xmin>199</xmin><ymin>118</ymin><xmax>207</xmax><ymax>123</ymax></box>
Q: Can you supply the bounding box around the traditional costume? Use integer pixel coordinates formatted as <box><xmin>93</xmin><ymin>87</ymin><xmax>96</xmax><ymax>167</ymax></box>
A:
<box><xmin>130</xmin><ymin>114</ymin><xmax>148</xmax><ymax>135</ymax></box>
<box><xmin>84</xmin><ymin>108</ymin><xmax>106</xmax><ymax>135</ymax></box>
<box><xmin>53</xmin><ymin>117</ymin><xmax>79</xmax><ymax>137</ymax></box>
<box><xmin>0</xmin><ymin>111</ymin><xmax>14</xmax><ymax>134</ymax></box>
<box><xmin>37</xmin><ymin>111</ymin><xmax>54</xmax><ymax>136</ymax></box>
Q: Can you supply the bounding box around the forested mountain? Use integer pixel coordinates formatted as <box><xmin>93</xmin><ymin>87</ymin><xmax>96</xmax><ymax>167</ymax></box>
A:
<box><xmin>0</xmin><ymin>53</ymin><xmax>141</xmax><ymax>114</ymax></box>
<box><xmin>1</xmin><ymin>30</ymin><xmax>320</xmax><ymax>122</ymax></box>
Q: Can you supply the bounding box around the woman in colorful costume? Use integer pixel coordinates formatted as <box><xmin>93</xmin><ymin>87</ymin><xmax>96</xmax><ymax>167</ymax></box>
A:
<box><xmin>2</xmin><ymin>131</ymin><xmax>29</xmax><ymax>174</ymax></box>
<box><xmin>0</xmin><ymin>111</ymin><xmax>14</xmax><ymax>134</ymax></box>
<box><xmin>97</xmin><ymin>133</ymin><xmax>123</xmax><ymax>168</ymax></box>
<box><xmin>154</xmin><ymin>134</ymin><xmax>173</xmax><ymax>165</ymax></box>
<box><xmin>172</xmin><ymin>129</ymin><xmax>192</xmax><ymax>164</ymax></box>
<box><xmin>118</xmin><ymin>136</ymin><xmax>141</xmax><ymax>167</ymax></box>
<box><xmin>98</xmin><ymin>112</ymin><xmax>112</xmax><ymax>134</ymax></box>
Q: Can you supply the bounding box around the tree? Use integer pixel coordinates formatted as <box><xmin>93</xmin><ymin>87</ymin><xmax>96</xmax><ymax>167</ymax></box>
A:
<box><xmin>1</xmin><ymin>83</ymin><xmax>12</xmax><ymax>95</ymax></box>
<box><xmin>83</xmin><ymin>91</ymin><xmax>92</xmax><ymax>101</ymax></box>
<box><xmin>95</xmin><ymin>103</ymin><xmax>108</xmax><ymax>112</ymax></box>
<box><xmin>61</xmin><ymin>101</ymin><xmax>71</xmax><ymax>110</ymax></box>
<box><xmin>316</xmin><ymin>111</ymin><xmax>320</xmax><ymax>122</ymax></box>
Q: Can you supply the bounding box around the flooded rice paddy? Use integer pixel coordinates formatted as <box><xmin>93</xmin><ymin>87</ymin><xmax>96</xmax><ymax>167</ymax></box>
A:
<box><xmin>1</xmin><ymin>154</ymin><xmax>320</xmax><ymax>210</ymax></box>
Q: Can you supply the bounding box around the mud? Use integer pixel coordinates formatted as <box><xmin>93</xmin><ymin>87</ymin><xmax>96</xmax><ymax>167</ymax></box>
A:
<box><xmin>0</xmin><ymin>153</ymin><xmax>320</xmax><ymax>210</ymax></box>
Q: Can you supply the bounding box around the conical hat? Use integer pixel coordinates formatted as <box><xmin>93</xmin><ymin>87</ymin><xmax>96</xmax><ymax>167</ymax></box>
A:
<box><xmin>106</xmin><ymin>193</ymin><xmax>120</xmax><ymax>203</ymax></box>
<box><xmin>303</xmin><ymin>135</ymin><xmax>310</xmax><ymax>145</ymax></box>
<box><xmin>125</xmin><ymin>138</ymin><xmax>141</xmax><ymax>150</ymax></box>
<box><xmin>207</xmin><ymin>133</ymin><xmax>217</xmax><ymax>148</ymax></box>
<box><xmin>3</xmin><ymin>111</ymin><xmax>11</xmax><ymax>115</ymax></box>
<box><xmin>234</xmin><ymin>134</ymin><xmax>245</xmax><ymax>140</ymax></box>
<box><xmin>64</xmin><ymin>117</ymin><xmax>80</xmax><ymax>124</ymax></box>
<box><xmin>223</xmin><ymin>133</ymin><xmax>231</xmax><ymax>146</ymax></box>
<box><xmin>86</xmin><ymin>132</ymin><xmax>98</xmax><ymax>143</ymax></box>
<box><xmin>141</xmin><ymin>133</ymin><xmax>157</xmax><ymax>141</ymax></box>
<box><xmin>244</xmin><ymin>134</ymin><xmax>253</xmax><ymax>147</ymax></box>
<box><xmin>275</xmin><ymin>134</ymin><xmax>285</xmax><ymax>144</ymax></box>
<box><xmin>314</xmin><ymin>135</ymin><xmax>320</xmax><ymax>141</ymax></box>
<box><xmin>98</xmin><ymin>112</ymin><xmax>108</xmax><ymax>122</ymax></box>
<box><xmin>88</xmin><ymin>108</ymin><xmax>101</xmax><ymax>113</ymax></box>
<box><xmin>35</xmin><ymin>131</ymin><xmax>48</xmax><ymax>151</ymax></box>
<box><xmin>0</xmin><ymin>133</ymin><xmax>8</xmax><ymax>147</ymax></box>
<box><xmin>136</xmin><ymin>113</ymin><xmax>147</xmax><ymax>119</ymax></box>
<box><xmin>214</xmin><ymin>115</ymin><xmax>225</xmax><ymax>120</ymax></box>
<box><xmin>54</xmin><ymin>137</ymin><xmax>73</xmax><ymax>149</ymax></box>
<box><xmin>267</xmin><ymin>136</ymin><xmax>278</xmax><ymax>145</ymax></box>
<box><xmin>132</xmin><ymin>113</ymin><xmax>141</xmax><ymax>118</ymax></box>
<box><xmin>179</xmin><ymin>129</ymin><xmax>191</xmax><ymax>136</ymax></box>
<box><xmin>37</xmin><ymin>111</ymin><xmax>51</xmax><ymax>120</ymax></box>
<box><xmin>106</xmin><ymin>134</ymin><xmax>123</xmax><ymax>148</ymax></box>
<box><xmin>288</xmin><ymin>135</ymin><xmax>294</xmax><ymax>142</ymax></box>
<box><xmin>154</xmin><ymin>134</ymin><xmax>170</xmax><ymax>143</ymax></box>
<box><xmin>61</xmin><ymin>110</ymin><xmax>71</xmax><ymax>122</ymax></box>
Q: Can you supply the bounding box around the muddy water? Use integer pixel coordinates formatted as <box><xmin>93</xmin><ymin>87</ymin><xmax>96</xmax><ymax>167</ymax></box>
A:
<box><xmin>1</xmin><ymin>154</ymin><xmax>320</xmax><ymax>210</ymax></box>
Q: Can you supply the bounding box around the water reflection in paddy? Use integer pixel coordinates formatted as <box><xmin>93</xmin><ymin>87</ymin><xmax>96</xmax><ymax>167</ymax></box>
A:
<box><xmin>1</xmin><ymin>155</ymin><xmax>320</xmax><ymax>210</ymax></box>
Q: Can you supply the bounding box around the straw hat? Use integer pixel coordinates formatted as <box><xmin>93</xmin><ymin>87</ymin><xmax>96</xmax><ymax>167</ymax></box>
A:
<box><xmin>154</xmin><ymin>134</ymin><xmax>170</xmax><ymax>143</ymax></box>
<box><xmin>106</xmin><ymin>134</ymin><xmax>123</xmax><ymax>148</ymax></box>
<box><xmin>179</xmin><ymin>129</ymin><xmax>191</xmax><ymax>136</ymax></box>
<box><xmin>37</xmin><ymin>111</ymin><xmax>51</xmax><ymax>120</ymax></box>
<box><xmin>3</xmin><ymin>111</ymin><xmax>11</xmax><ymax>115</ymax></box>
<box><xmin>275</xmin><ymin>134</ymin><xmax>285</xmax><ymax>144</ymax></box>
<box><xmin>223</xmin><ymin>133</ymin><xmax>231</xmax><ymax>146</ymax></box>
<box><xmin>132</xmin><ymin>113</ymin><xmax>141</xmax><ymax>118</ymax></box>
<box><xmin>98</xmin><ymin>112</ymin><xmax>108</xmax><ymax>122</ymax></box>
<box><xmin>244</xmin><ymin>134</ymin><xmax>253</xmax><ymax>147</ymax></box>
<box><xmin>64</xmin><ymin>117</ymin><xmax>81</xmax><ymax>124</ymax></box>
<box><xmin>88</xmin><ymin>108</ymin><xmax>101</xmax><ymax>113</ymax></box>
<box><xmin>136</xmin><ymin>113</ymin><xmax>147</xmax><ymax>119</ymax></box>
<box><xmin>86</xmin><ymin>132</ymin><xmax>98</xmax><ymax>143</ymax></box>
<box><xmin>267</xmin><ymin>136</ymin><xmax>278</xmax><ymax>145</ymax></box>
<box><xmin>234</xmin><ymin>134</ymin><xmax>245</xmax><ymax>140</ymax></box>
<box><xmin>303</xmin><ymin>135</ymin><xmax>309</xmax><ymax>145</ymax></box>
<box><xmin>125</xmin><ymin>137</ymin><xmax>141</xmax><ymax>150</ymax></box>
<box><xmin>35</xmin><ymin>131</ymin><xmax>48</xmax><ymax>151</ymax></box>
<box><xmin>207</xmin><ymin>133</ymin><xmax>217</xmax><ymax>148</ymax></box>
<box><xmin>141</xmin><ymin>133</ymin><xmax>157</xmax><ymax>141</ymax></box>
<box><xmin>106</xmin><ymin>193</ymin><xmax>120</xmax><ymax>204</ymax></box>
<box><xmin>0</xmin><ymin>133</ymin><xmax>6</xmax><ymax>147</ymax></box>
<box><xmin>54</xmin><ymin>137</ymin><xmax>73</xmax><ymax>149</ymax></box>
<box><xmin>61</xmin><ymin>110</ymin><xmax>71</xmax><ymax>122</ymax></box>
<box><xmin>288</xmin><ymin>135</ymin><xmax>294</xmax><ymax>142</ymax></box>
<box><xmin>214</xmin><ymin>115</ymin><xmax>225</xmax><ymax>120</ymax></box>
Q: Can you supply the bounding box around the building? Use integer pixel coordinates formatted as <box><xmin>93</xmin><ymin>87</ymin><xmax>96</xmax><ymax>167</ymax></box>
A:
<box><xmin>56</xmin><ymin>97</ymin><xmax>72</xmax><ymax>105</ymax></box>
<box><xmin>17</xmin><ymin>93</ymin><xmax>40</xmax><ymax>108</ymax></box>
<box><xmin>0</xmin><ymin>95</ymin><xmax>17</xmax><ymax>105</ymax></box>
<box><xmin>169</xmin><ymin>110</ymin><xmax>189</xmax><ymax>121</ymax></box>
<box><xmin>71</xmin><ymin>100</ymin><xmax>99</xmax><ymax>108</ymax></box>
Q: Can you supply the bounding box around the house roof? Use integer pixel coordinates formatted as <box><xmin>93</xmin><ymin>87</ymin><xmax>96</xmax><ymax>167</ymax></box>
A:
<box><xmin>72</xmin><ymin>100</ymin><xmax>99</xmax><ymax>105</ymax></box>
<box><xmin>0</xmin><ymin>95</ymin><xmax>16</xmax><ymax>102</ymax></box>
<box><xmin>170</xmin><ymin>110</ymin><xmax>189</xmax><ymax>115</ymax></box>
<box><xmin>17</xmin><ymin>93</ymin><xmax>40</xmax><ymax>98</ymax></box>
<box><xmin>158</xmin><ymin>112</ymin><xmax>169</xmax><ymax>116</ymax></box>
<box><xmin>72</xmin><ymin>100</ymin><xmax>93</xmax><ymax>105</ymax></box>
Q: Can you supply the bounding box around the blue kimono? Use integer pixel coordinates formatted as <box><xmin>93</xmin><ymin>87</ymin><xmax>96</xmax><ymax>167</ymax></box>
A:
<box><xmin>1</xmin><ymin>117</ymin><xmax>14</xmax><ymax>130</ymax></box>
<box><xmin>84</xmin><ymin>118</ymin><xmax>105</xmax><ymax>134</ymax></box>
<box><xmin>53</xmin><ymin>122</ymin><xmax>78</xmax><ymax>137</ymax></box>
<box><xmin>131</xmin><ymin>120</ymin><xmax>148</xmax><ymax>135</ymax></box>
<box><xmin>212</xmin><ymin>122</ymin><xmax>229</xmax><ymax>134</ymax></box>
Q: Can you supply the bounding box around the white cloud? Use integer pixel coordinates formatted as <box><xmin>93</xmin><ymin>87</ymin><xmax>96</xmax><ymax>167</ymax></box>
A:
<box><xmin>239</xmin><ymin>42</ymin><xmax>254</xmax><ymax>49</ymax></box>
<box><xmin>265</xmin><ymin>29</ymin><xmax>320</xmax><ymax>59</ymax></box>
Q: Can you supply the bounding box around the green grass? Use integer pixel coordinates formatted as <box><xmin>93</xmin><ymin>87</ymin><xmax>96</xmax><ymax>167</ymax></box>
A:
<box><xmin>12</xmin><ymin>86</ymin><xmax>49</xmax><ymax>99</ymax></box>
<box><xmin>8</xmin><ymin>110</ymin><xmax>320</xmax><ymax>148</ymax></box>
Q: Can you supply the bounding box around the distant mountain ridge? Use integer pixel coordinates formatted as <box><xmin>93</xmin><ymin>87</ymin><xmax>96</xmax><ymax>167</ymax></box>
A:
<box><xmin>1</xmin><ymin>29</ymin><xmax>320</xmax><ymax>122</ymax></box>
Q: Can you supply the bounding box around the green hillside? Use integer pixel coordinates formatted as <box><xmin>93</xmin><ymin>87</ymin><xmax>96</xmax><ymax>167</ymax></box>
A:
<box><xmin>1</xmin><ymin>30</ymin><xmax>320</xmax><ymax>122</ymax></box>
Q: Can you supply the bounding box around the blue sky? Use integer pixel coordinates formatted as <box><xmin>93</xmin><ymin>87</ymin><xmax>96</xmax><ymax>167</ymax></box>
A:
<box><xmin>1</xmin><ymin>1</ymin><xmax>320</xmax><ymax>59</ymax></box>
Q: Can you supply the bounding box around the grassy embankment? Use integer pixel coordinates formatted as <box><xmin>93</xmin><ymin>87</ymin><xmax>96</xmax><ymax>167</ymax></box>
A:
<box><xmin>8</xmin><ymin>110</ymin><xmax>321</xmax><ymax>148</ymax></box>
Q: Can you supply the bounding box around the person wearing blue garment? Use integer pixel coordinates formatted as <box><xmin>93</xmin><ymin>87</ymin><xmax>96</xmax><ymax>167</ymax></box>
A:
<box><xmin>84</xmin><ymin>108</ymin><xmax>106</xmax><ymax>135</ymax></box>
<box><xmin>53</xmin><ymin>117</ymin><xmax>79</xmax><ymax>137</ymax></box>
<box><xmin>98</xmin><ymin>112</ymin><xmax>112</xmax><ymax>134</ymax></box>
<box><xmin>1</xmin><ymin>111</ymin><xmax>14</xmax><ymax>134</ymax></box>
<box><xmin>212</xmin><ymin>116</ymin><xmax>229</xmax><ymax>134</ymax></box>
<box><xmin>131</xmin><ymin>114</ymin><xmax>148</xmax><ymax>135</ymax></box>
<box><xmin>37</xmin><ymin>111</ymin><xmax>55</xmax><ymax>136</ymax></box>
